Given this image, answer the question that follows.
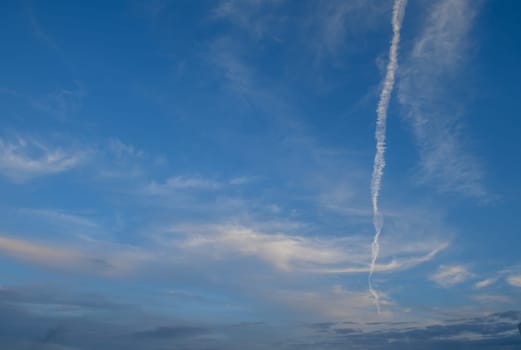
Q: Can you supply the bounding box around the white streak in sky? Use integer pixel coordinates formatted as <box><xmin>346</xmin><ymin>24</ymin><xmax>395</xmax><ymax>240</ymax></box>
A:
<box><xmin>369</xmin><ymin>0</ymin><xmax>407</xmax><ymax>313</ymax></box>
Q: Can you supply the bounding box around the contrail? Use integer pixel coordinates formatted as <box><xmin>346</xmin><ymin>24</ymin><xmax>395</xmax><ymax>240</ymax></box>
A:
<box><xmin>368</xmin><ymin>0</ymin><xmax>407</xmax><ymax>314</ymax></box>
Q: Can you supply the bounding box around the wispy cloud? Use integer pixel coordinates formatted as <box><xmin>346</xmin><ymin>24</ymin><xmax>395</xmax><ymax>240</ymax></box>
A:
<box><xmin>172</xmin><ymin>224</ymin><xmax>446</xmax><ymax>274</ymax></box>
<box><xmin>431</xmin><ymin>265</ymin><xmax>474</xmax><ymax>287</ymax></box>
<box><xmin>474</xmin><ymin>277</ymin><xmax>498</xmax><ymax>289</ymax></box>
<box><xmin>145</xmin><ymin>176</ymin><xmax>222</xmax><ymax>195</ymax></box>
<box><xmin>0</xmin><ymin>235</ymin><xmax>85</xmax><ymax>267</ymax></box>
<box><xmin>228</xmin><ymin>176</ymin><xmax>257</xmax><ymax>185</ymax></box>
<box><xmin>0</xmin><ymin>220</ymin><xmax>438</xmax><ymax>279</ymax></box>
<box><xmin>472</xmin><ymin>294</ymin><xmax>511</xmax><ymax>304</ymax></box>
<box><xmin>0</xmin><ymin>234</ymin><xmax>150</xmax><ymax>276</ymax></box>
<box><xmin>107</xmin><ymin>138</ymin><xmax>145</xmax><ymax>159</ymax></box>
<box><xmin>208</xmin><ymin>37</ymin><xmax>258</xmax><ymax>98</ymax></box>
<box><xmin>24</xmin><ymin>2</ymin><xmax>79</xmax><ymax>77</ymax></box>
<box><xmin>18</xmin><ymin>208</ymin><xmax>99</xmax><ymax>230</ymax></box>
<box><xmin>472</xmin><ymin>268</ymin><xmax>521</xmax><ymax>290</ymax></box>
<box><xmin>0</xmin><ymin>137</ymin><xmax>86</xmax><ymax>182</ymax></box>
<box><xmin>212</xmin><ymin>0</ymin><xmax>286</xmax><ymax>40</ymax></box>
<box><xmin>307</xmin><ymin>0</ymin><xmax>389</xmax><ymax>60</ymax></box>
<box><xmin>314</xmin><ymin>244</ymin><xmax>446</xmax><ymax>274</ymax></box>
<box><xmin>181</xmin><ymin>225</ymin><xmax>347</xmax><ymax>271</ymax></box>
<box><xmin>398</xmin><ymin>0</ymin><xmax>486</xmax><ymax>198</ymax></box>
<box><xmin>31</xmin><ymin>86</ymin><xmax>86</xmax><ymax>120</ymax></box>
<box><xmin>144</xmin><ymin>174</ymin><xmax>255</xmax><ymax>195</ymax></box>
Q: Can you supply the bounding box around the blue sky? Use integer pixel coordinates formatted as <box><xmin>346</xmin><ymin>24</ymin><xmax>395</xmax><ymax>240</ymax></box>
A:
<box><xmin>1</xmin><ymin>0</ymin><xmax>521</xmax><ymax>348</ymax></box>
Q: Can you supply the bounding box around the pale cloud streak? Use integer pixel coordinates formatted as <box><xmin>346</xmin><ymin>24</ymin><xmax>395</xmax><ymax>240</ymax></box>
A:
<box><xmin>18</xmin><ymin>208</ymin><xmax>99</xmax><ymax>230</ymax></box>
<box><xmin>0</xmin><ymin>137</ymin><xmax>85</xmax><ymax>182</ymax></box>
<box><xmin>0</xmin><ymin>235</ymin><xmax>83</xmax><ymax>267</ymax></box>
<box><xmin>398</xmin><ymin>0</ymin><xmax>486</xmax><ymax>198</ymax></box>
<box><xmin>431</xmin><ymin>265</ymin><xmax>474</xmax><ymax>287</ymax></box>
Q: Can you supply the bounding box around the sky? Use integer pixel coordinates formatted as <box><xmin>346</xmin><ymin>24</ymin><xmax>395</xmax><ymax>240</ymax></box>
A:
<box><xmin>1</xmin><ymin>0</ymin><xmax>521</xmax><ymax>349</ymax></box>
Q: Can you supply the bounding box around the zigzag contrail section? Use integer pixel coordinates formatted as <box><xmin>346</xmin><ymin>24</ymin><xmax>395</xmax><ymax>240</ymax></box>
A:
<box><xmin>368</xmin><ymin>0</ymin><xmax>407</xmax><ymax>314</ymax></box>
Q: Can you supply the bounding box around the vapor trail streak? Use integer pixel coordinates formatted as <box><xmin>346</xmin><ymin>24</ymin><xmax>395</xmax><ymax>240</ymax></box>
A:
<box><xmin>369</xmin><ymin>0</ymin><xmax>407</xmax><ymax>313</ymax></box>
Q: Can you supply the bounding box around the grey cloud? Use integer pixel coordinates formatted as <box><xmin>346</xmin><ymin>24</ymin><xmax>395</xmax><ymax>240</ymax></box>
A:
<box><xmin>0</xmin><ymin>291</ymin><xmax>519</xmax><ymax>350</ymax></box>
<box><xmin>132</xmin><ymin>325</ymin><xmax>210</xmax><ymax>339</ymax></box>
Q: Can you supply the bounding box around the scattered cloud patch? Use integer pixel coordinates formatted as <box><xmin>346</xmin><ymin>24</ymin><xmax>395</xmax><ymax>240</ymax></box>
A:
<box><xmin>474</xmin><ymin>277</ymin><xmax>497</xmax><ymax>289</ymax></box>
<box><xmin>506</xmin><ymin>275</ymin><xmax>521</xmax><ymax>287</ymax></box>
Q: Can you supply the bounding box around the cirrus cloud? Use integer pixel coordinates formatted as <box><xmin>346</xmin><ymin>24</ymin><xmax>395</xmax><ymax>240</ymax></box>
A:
<box><xmin>0</xmin><ymin>137</ymin><xmax>86</xmax><ymax>182</ymax></box>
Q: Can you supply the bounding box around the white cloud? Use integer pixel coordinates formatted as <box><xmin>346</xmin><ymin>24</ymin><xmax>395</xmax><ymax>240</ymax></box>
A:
<box><xmin>398</xmin><ymin>0</ymin><xmax>486</xmax><ymax>198</ymax></box>
<box><xmin>0</xmin><ymin>137</ymin><xmax>85</xmax><ymax>182</ymax></box>
<box><xmin>182</xmin><ymin>225</ymin><xmax>346</xmax><ymax>271</ymax></box>
<box><xmin>173</xmin><ymin>224</ymin><xmax>447</xmax><ymax>274</ymax></box>
<box><xmin>506</xmin><ymin>275</ymin><xmax>521</xmax><ymax>287</ymax></box>
<box><xmin>474</xmin><ymin>277</ymin><xmax>497</xmax><ymax>289</ymax></box>
<box><xmin>431</xmin><ymin>265</ymin><xmax>474</xmax><ymax>287</ymax></box>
